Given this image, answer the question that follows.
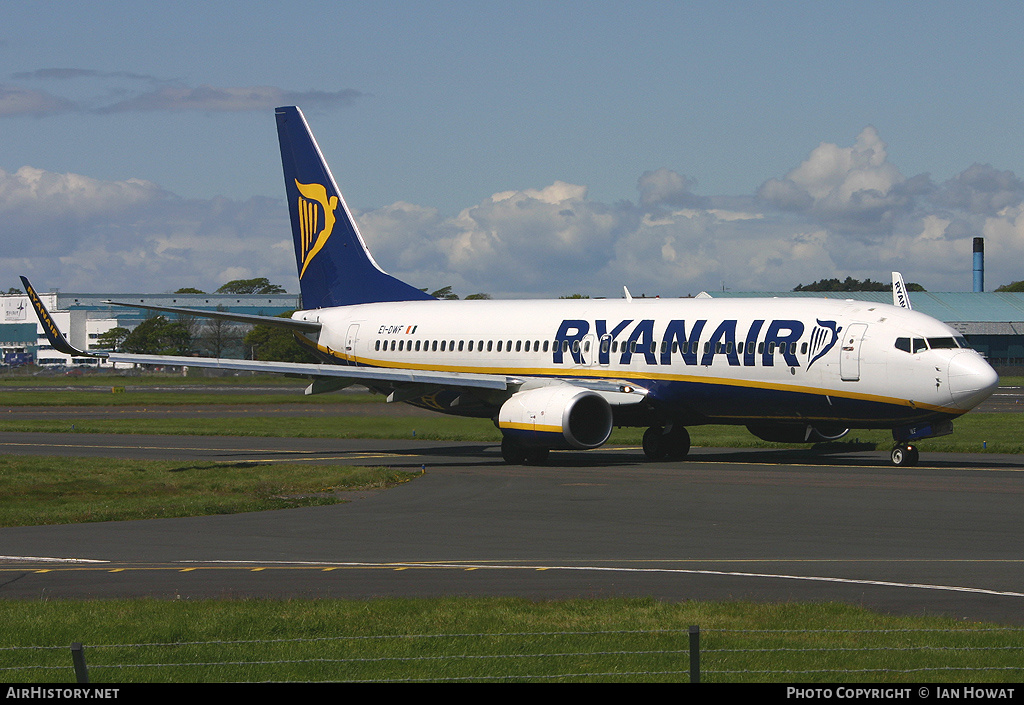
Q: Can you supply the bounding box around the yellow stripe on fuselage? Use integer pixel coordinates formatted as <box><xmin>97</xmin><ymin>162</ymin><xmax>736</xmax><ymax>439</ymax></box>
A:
<box><xmin>310</xmin><ymin>341</ymin><xmax>964</xmax><ymax>417</ymax></box>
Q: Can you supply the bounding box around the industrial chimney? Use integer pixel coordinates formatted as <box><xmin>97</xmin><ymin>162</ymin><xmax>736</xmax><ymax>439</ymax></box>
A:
<box><xmin>973</xmin><ymin>237</ymin><xmax>984</xmax><ymax>292</ymax></box>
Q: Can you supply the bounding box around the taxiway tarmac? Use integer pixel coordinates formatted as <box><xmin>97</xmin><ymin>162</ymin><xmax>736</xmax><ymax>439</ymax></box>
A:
<box><xmin>2</xmin><ymin>432</ymin><xmax>1024</xmax><ymax>625</ymax></box>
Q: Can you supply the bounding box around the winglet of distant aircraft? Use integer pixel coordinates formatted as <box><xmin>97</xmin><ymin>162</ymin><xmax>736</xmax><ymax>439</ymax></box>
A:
<box><xmin>20</xmin><ymin>107</ymin><xmax>1000</xmax><ymax>467</ymax></box>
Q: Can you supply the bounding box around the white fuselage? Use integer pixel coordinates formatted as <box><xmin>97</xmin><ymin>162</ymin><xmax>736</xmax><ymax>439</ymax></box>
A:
<box><xmin>292</xmin><ymin>296</ymin><xmax>998</xmax><ymax>429</ymax></box>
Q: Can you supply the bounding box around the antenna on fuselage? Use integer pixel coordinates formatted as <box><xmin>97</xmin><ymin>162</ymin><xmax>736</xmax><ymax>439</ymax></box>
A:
<box><xmin>623</xmin><ymin>286</ymin><xmax>633</xmax><ymax>302</ymax></box>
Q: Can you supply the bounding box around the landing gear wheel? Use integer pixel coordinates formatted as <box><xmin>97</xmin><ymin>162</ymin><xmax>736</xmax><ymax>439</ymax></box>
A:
<box><xmin>890</xmin><ymin>444</ymin><xmax>919</xmax><ymax>467</ymax></box>
<box><xmin>524</xmin><ymin>448</ymin><xmax>549</xmax><ymax>465</ymax></box>
<box><xmin>643</xmin><ymin>425</ymin><xmax>691</xmax><ymax>461</ymax></box>
<box><xmin>501</xmin><ymin>436</ymin><xmax>527</xmax><ymax>464</ymax></box>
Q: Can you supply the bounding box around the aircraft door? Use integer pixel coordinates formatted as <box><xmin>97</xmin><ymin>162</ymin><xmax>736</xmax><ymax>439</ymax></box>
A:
<box><xmin>840</xmin><ymin>323</ymin><xmax>867</xmax><ymax>381</ymax></box>
<box><xmin>582</xmin><ymin>334</ymin><xmax>597</xmax><ymax>366</ymax></box>
<box><xmin>345</xmin><ymin>324</ymin><xmax>360</xmax><ymax>364</ymax></box>
<box><xmin>598</xmin><ymin>334</ymin><xmax>612</xmax><ymax>367</ymax></box>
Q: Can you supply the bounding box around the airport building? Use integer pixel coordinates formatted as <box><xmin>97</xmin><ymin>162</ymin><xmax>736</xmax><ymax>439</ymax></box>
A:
<box><xmin>4</xmin><ymin>286</ymin><xmax>1024</xmax><ymax>371</ymax></box>
<box><xmin>0</xmin><ymin>291</ymin><xmax>300</xmax><ymax>368</ymax></box>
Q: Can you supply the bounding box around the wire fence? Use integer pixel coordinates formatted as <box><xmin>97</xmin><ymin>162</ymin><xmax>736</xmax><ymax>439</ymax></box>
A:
<box><xmin>4</xmin><ymin>626</ymin><xmax>1024</xmax><ymax>683</ymax></box>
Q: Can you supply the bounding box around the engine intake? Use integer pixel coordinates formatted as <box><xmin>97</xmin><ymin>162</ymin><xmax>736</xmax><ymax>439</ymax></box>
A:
<box><xmin>498</xmin><ymin>385</ymin><xmax>613</xmax><ymax>450</ymax></box>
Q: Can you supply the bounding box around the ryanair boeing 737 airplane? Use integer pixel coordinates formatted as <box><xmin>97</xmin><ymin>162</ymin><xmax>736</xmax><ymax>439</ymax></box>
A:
<box><xmin>23</xmin><ymin>106</ymin><xmax>1000</xmax><ymax>467</ymax></box>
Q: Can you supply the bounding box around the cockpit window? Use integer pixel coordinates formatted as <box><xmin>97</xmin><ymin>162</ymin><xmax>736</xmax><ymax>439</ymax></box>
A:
<box><xmin>896</xmin><ymin>335</ymin><xmax>971</xmax><ymax>353</ymax></box>
<box><xmin>927</xmin><ymin>337</ymin><xmax>958</xmax><ymax>349</ymax></box>
<box><xmin>895</xmin><ymin>337</ymin><xmax>928</xmax><ymax>353</ymax></box>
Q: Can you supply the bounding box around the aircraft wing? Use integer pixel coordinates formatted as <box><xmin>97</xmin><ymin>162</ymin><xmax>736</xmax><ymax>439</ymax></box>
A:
<box><xmin>106</xmin><ymin>352</ymin><xmax>510</xmax><ymax>390</ymax></box>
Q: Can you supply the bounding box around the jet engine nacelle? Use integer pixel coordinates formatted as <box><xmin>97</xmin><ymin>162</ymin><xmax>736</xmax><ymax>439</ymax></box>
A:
<box><xmin>746</xmin><ymin>422</ymin><xmax>849</xmax><ymax>444</ymax></box>
<box><xmin>498</xmin><ymin>385</ymin><xmax>613</xmax><ymax>450</ymax></box>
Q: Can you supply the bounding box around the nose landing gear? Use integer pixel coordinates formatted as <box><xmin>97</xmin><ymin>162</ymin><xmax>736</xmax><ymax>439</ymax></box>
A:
<box><xmin>890</xmin><ymin>444</ymin><xmax>919</xmax><ymax>467</ymax></box>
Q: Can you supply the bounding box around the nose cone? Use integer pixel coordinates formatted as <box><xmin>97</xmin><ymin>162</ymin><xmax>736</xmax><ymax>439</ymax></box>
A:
<box><xmin>948</xmin><ymin>352</ymin><xmax>999</xmax><ymax>410</ymax></box>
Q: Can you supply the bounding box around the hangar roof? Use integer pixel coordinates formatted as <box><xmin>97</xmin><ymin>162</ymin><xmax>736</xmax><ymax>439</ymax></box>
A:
<box><xmin>700</xmin><ymin>291</ymin><xmax>1024</xmax><ymax>326</ymax></box>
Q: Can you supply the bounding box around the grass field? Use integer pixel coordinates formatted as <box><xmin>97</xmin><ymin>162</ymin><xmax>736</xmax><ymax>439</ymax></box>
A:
<box><xmin>0</xmin><ymin>455</ymin><xmax>414</xmax><ymax>527</ymax></box>
<box><xmin>0</xmin><ymin>407</ymin><xmax>1020</xmax><ymax>453</ymax></box>
<box><xmin>2</xmin><ymin>373</ymin><xmax>1022</xmax><ymax>683</ymax></box>
<box><xmin>2</xmin><ymin>598</ymin><xmax>1023</xmax><ymax>683</ymax></box>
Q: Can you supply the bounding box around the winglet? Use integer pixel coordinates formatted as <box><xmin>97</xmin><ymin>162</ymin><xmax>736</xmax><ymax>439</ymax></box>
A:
<box><xmin>891</xmin><ymin>272</ymin><xmax>912</xmax><ymax>310</ymax></box>
<box><xmin>19</xmin><ymin>276</ymin><xmax>103</xmax><ymax>358</ymax></box>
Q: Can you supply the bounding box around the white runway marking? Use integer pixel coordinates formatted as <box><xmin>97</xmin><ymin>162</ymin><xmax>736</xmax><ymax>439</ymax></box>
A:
<box><xmin>183</xmin><ymin>559</ymin><xmax>1024</xmax><ymax>599</ymax></box>
<box><xmin>0</xmin><ymin>555</ymin><xmax>107</xmax><ymax>563</ymax></box>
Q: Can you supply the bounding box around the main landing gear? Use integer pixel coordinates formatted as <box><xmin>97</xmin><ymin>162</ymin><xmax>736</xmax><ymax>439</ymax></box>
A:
<box><xmin>642</xmin><ymin>424</ymin><xmax>691</xmax><ymax>461</ymax></box>
<box><xmin>500</xmin><ymin>436</ymin><xmax>549</xmax><ymax>465</ymax></box>
<box><xmin>890</xmin><ymin>444</ymin><xmax>919</xmax><ymax>467</ymax></box>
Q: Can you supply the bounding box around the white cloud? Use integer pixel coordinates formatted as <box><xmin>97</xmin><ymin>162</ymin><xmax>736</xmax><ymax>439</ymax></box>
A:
<box><xmin>6</xmin><ymin>126</ymin><xmax>1024</xmax><ymax>298</ymax></box>
<box><xmin>99</xmin><ymin>85</ymin><xmax>365</xmax><ymax>113</ymax></box>
<box><xmin>0</xmin><ymin>85</ymin><xmax>75</xmax><ymax>117</ymax></box>
<box><xmin>757</xmin><ymin>126</ymin><xmax>913</xmax><ymax>231</ymax></box>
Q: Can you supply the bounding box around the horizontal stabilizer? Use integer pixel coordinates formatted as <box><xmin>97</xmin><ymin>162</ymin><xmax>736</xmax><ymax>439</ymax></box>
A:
<box><xmin>105</xmin><ymin>300</ymin><xmax>321</xmax><ymax>333</ymax></box>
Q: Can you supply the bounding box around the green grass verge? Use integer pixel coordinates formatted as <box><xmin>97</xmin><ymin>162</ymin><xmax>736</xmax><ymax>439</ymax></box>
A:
<box><xmin>1</xmin><ymin>598</ymin><xmax>1021</xmax><ymax>683</ymax></box>
<box><xmin>0</xmin><ymin>411</ymin><xmax>1020</xmax><ymax>453</ymax></box>
<box><xmin>0</xmin><ymin>455</ymin><xmax>417</xmax><ymax>527</ymax></box>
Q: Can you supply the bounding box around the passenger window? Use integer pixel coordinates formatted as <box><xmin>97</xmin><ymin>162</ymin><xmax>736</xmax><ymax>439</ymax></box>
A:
<box><xmin>458</xmin><ymin>341</ymin><xmax>464</xmax><ymax>352</ymax></box>
<box><xmin>895</xmin><ymin>337</ymin><xmax>911</xmax><ymax>353</ymax></box>
<box><xmin>375</xmin><ymin>340</ymin><xmax>381</xmax><ymax>351</ymax></box>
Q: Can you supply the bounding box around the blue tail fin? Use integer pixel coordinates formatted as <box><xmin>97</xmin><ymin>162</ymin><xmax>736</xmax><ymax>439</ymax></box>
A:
<box><xmin>275</xmin><ymin>106</ymin><xmax>433</xmax><ymax>308</ymax></box>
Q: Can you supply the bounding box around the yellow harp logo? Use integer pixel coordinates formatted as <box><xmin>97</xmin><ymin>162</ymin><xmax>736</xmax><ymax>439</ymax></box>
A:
<box><xmin>295</xmin><ymin>180</ymin><xmax>339</xmax><ymax>278</ymax></box>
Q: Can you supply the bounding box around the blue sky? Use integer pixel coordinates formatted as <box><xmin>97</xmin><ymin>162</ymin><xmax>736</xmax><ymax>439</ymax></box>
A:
<box><xmin>3</xmin><ymin>1</ymin><xmax>1024</xmax><ymax>298</ymax></box>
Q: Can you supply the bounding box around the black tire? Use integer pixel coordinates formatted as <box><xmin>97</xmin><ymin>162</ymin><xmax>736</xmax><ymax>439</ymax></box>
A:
<box><xmin>667</xmin><ymin>426</ymin><xmax>691</xmax><ymax>460</ymax></box>
<box><xmin>501</xmin><ymin>436</ymin><xmax>527</xmax><ymax>464</ymax></box>
<box><xmin>643</xmin><ymin>426</ymin><xmax>668</xmax><ymax>461</ymax></box>
<box><xmin>524</xmin><ymin>448</ymin><xmax>549</xmax><ymax>465</ymax></box>
<box><xmin>891</xmin><ymin>445</ymin><xmax>919</xmax><ymax>467</ymax></box>
<box><xmin>643</xmin><ymin>425</ymin><xmax>691</xmax><ymax>461</ymax></box>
